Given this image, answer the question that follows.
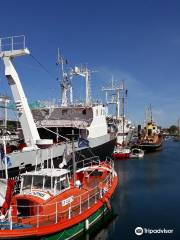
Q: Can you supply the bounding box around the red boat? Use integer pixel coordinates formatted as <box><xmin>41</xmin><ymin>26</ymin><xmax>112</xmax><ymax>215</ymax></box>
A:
<box><xmin>112</xmin><ymin>146</ymin><xmax>130</xmax><ymax>159</ymax></box>
<box><xmin>0</xmin><ymin>156</ymin><xmax>117</xmax><ymax>239</ymax></box>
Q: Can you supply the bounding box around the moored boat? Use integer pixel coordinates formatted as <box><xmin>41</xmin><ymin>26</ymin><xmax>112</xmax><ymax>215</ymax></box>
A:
<box><xmin>0</xmin><ymin>156</ymin><xmax>117</xmax><ymax>239</ymax></box>
<box><xmin>129</xmin><ymin>148</ymin><xmax>144</xmax><ymax>158</ymax></box>
<box><xmin>112</xmin><ymin>146</ymin><xmax>130</xmax><ymax>159</ymax></box>
<box><xmin>138</xmin><ymin>105</ymin><xmax>163</xmax><ymax>152</ymax></box>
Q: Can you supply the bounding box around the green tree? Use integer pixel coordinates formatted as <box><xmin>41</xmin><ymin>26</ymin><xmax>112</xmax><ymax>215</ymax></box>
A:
<box><xmin>168</xmin><ymin>125</ymin><xmax>178</xmax><ymax>134</ymax></box>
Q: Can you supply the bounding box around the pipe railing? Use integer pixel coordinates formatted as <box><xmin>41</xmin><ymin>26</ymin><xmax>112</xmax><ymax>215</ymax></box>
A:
<box><xmin>6</xmin><ymin>173</ymin><xmax>113</xmax><ymax>230</ymax></box>
<box><xmin>0</xmin><ymin>35</ymin><xmax>26</xmax><ymax>52</ymax></box>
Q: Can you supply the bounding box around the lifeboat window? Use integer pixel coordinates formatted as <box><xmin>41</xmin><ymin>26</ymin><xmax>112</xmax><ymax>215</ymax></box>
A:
<box><xmin>56</xmin><ymin>175</ymin><xmax>69</xmax><ymax>192</ymax></box>
<box><xmin>44</xmin><ymin>176</ymin><xmax>55</xmax><ymax>189</ymax></box>
<box><xmin>22</xmin><ymin>175</ymin><xmax>32</xmax><ymax>189</ymax></box>
<box><xmin>33</xmin><ymin>175</ymin><xmax>43</xmax><ymax>189</ymax></box>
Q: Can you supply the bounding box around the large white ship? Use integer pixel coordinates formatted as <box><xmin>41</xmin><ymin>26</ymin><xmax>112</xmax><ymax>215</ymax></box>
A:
<box><xmin>0</xmin><ymin>35</ymin><xmax>116</xmax><ymax>178</ymax></box>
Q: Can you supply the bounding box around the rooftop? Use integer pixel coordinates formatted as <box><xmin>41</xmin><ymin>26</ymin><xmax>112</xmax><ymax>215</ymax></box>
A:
<box><xmin>21</xmin><ymin>168</ymin><xmax>70</xmax><ymax>177</ymax></box>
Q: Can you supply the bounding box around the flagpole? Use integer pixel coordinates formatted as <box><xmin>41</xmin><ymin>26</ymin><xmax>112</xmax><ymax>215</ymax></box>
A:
<box><xmin>2</xmin><ymin>136</ymin><xmax>8</xmax><ymax>179</ymax></box>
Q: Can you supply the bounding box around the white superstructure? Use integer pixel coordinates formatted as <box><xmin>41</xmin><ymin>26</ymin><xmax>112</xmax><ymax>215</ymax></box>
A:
<box><xmin>0</xmin><ymin>36</ymin><xmax>116</xmax><ymax>178</ymax></box>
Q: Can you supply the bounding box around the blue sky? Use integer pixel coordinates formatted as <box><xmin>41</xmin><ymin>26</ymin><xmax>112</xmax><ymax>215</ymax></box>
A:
<box><xmin>0</xmin><ymin>0</ymin><xmax>180</xmax><ymax>127</ymax></box>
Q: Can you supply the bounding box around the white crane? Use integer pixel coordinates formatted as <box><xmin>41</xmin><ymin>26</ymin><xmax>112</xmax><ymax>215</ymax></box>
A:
<box><xmin>0</xmin><ymin>35</ymin><xmax>52</xmax><ymax>149</ymax></box>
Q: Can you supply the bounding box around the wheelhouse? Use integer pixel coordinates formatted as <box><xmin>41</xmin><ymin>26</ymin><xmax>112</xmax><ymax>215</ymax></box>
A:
<box><xmin>20</xmin><ymin>168</ymin><xmax>70</xmax><ymax>196</ymax></box>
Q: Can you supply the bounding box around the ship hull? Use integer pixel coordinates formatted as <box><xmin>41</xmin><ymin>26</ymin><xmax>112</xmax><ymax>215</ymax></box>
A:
<box><xmin>139</xmin><ymin>140</ymin><xmax>163</xmax><ymax>152</ymax></box>
<box><xmin>24</xmin><ymin>205</ymin><xmax>111</xmax><ymax>240</ymax></box>
<box><xmin>0</xmin><ymin>135</ymin><xmax>116</xmax><ymax>179</ymax></box>
<box><xmin>112</xmin><ymin>153</ymin><xmax>129</xmax><ymax>159</ymax></box>
<box><xmin>0</xmin><ymin>201</ymin><xmax>111</xmax><ymax>240</ymax></box>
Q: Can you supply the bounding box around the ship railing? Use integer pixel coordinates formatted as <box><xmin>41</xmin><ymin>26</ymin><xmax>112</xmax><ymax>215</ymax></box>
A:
<box><xmin>67</xmin><ymin>156</ymin><xmax>100</xmax><ymax>173</ymax></box>
<box><xmin>0</xmin><ymin>35</ymin><xmax>26</xmax><ymax>52</ymax></box>
<box><xmin>8</xmin><ymin>173</ymin><xmax>113</xmax><ymax>230</ymax></box>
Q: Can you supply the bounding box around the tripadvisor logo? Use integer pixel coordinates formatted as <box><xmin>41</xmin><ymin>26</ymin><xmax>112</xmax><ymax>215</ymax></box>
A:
<box><xmin>135</xmin><ymin>227</ymin><xmax>174</xmax><ymax>235</ymax></box>
<box><xmin>135</xmin><ymin>227</ymin><xmax>143</xmax><ymax>235</ymax></box>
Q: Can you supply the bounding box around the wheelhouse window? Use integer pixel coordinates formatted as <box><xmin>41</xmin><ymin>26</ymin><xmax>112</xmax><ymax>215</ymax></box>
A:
<box><xmin>56</xmin><ymin>174</ymin><xmax>69</xmax><ymax>192</ymax></box>
<box><xmin>62</xmin><ymin>109</ymin><xmax>68</xmax><ymax>115</ymax></box>
<box><xmin>22</xmin><ymin>175</ymin><xmax>32</xmax><ymax>189</ymax></box>
<box><xmin>33</xmin><ymin>175</ymin><xmax>43</xmax><ymax>189</ymax></box>
<box><xmin>44</xmin><ymin>176</ymin><xmax>55</xmax><ymax>189</ymax></box>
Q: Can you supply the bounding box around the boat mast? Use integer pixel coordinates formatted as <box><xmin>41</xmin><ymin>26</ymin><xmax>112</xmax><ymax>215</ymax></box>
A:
<box><xmin>73</xmin><ymin>66</ymin><xmax>91</xmax><ymax>105</ymax></box>
<box><xmin>57</xmin><ymin>49</ymin><xmax>73</xmax><ymax>106</ymax></box>
<box><xmin>102</xmin><ymin>76</ymin><xmax>123</xmax><ymax>118</ymax></box>
<box><xmin>122</xmin><ymin>80</ymin><xmax>125</xmax><ymax>144</ymax></box>
<box><xmin>67</xmin><ymin>130</ymin><xmax>76</xmax><ymax>186</ymax></box>
<box><xmin>0</xmin><ymin>36</ymin><xmax>40</xmax><ymax>148</ymax></box>
<box><xmin>178</xmin><ymin>119</ymin><xmax>180</xmax><ymax>138</ymax></box>
<box><xmin>150</xmin><ymin>104</ymin><xmax>153</xmax><ymax>122</ymax></box>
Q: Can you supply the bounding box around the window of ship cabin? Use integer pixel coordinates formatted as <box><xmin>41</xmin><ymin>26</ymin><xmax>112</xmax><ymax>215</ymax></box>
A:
<box><xmin>96</xmin><ymin>109</ymin><xmax>98</xmax><ymax>116</ymax></box>
<box><xmin>56</xmin><ymin>174</ymin><xmax>69</xmax><ymax>192</ymax></box>
<box><xmin>33</xmin><ymin>175</ymin><xmax>43</xmax><ymax>189</ymax></box>
<box><xmin>82</xmin><ymin>109</ymin><xmax>86</xmax><ymax>115</ymax></box>
<box><xmin>44</xmin><ymin>176</ymin><xmax>55</xmax><ymax>190</ymax></box>
<box><xmin>22</xmin><ymin>175</ymin><xmax>32</xmax><ymax>189</ymax></box>
<box><xmin>62</xmin><ymin>109</ymin><xmax>68</xmax><ymax>115</ymax></box>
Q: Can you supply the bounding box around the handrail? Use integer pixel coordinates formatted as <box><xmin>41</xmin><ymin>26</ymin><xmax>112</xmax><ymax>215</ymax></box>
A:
<box><xmin>3</xmin><ymin>161</ymin><xmax>114</xmax><ymax>231</ymax></box>
<box><xmin>13</xmin><ymin>174</ymin><xmax>112</xmax><ymax>209</ymax></box>
<box><xmin>0</xmin><ymin>35</ymin><xmax>26</xmax><ymax>52</ymax></box>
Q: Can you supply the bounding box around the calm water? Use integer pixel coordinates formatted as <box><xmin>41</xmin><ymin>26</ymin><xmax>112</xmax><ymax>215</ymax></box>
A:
<box><xmin>89</xmin><ymin>141</ymin><xmax>180</xmax><ymax>240</ymax></box>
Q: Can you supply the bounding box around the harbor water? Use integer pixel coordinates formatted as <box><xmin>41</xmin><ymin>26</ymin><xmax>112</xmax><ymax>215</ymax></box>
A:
<box><xmin>85</xmin><ymin>140</ymin><xmax>180</xmax><ymax>240</ymax></box>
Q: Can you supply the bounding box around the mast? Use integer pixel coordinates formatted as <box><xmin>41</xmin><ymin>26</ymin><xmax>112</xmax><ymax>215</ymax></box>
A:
<box><xmin>67</xmin><ymin>130</ymin><xmax>76</xmax><ymax>186</ymax></box>
<box><xmin>57</xmin><ymin>49</ymin><xmax>73</xmax><ymax>106</ymax></box>
<box><xmin>72</xmin><ymin>130</ymin><xmax>76</xmax><ymax>186</ymax></box>
<box><xmin>150</xmin><ymin>104</ymin><xmax>153</xmax><ymax>122</ymax></box>
<box><xmin>102</xmin><ymin>76</ymin><xmax>123</xmax><ymax>118</ymax></box>
<box><xmin>122</xmin><ymin>80</ymin><xmax>125</xmax><ymax>144</ymax></box>
<box><xmin>0</xmin><ymin>36</ymin><xmax>40</xmax><ymax>148</ymax></box>
<box><xmin>121</xmin><ymin>80</ymin><xmax>129</xmax><ymax>146</ymax></box>
<box><xmin>178</xmin><ymin>119</ymin><xmax>180</xmax><ymax>138</ymax></box>
<box><xmin>73</xmin><ymin>66</ymin><xmax>91</xmax><ymax>105</ymax></box>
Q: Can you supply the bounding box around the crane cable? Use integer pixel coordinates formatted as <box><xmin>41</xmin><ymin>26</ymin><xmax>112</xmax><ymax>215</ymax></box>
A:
<box><xmin>30</xmin><ymin>53</ymin><xmax>58</xmax><ymax>81</ymax></box>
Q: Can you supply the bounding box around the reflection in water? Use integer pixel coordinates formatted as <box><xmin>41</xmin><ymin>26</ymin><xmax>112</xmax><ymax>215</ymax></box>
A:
<box><xmin>82</xmin><ymin>209</ymin><xmax>117</xmax><ymax>240</ymax></box>
<box><xmin>107</xmin><ymin>141</ymin><xmax>180</xmax><ymax>239</ymax></box>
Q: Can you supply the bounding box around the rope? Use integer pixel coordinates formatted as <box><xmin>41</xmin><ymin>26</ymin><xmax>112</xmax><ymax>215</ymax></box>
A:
<box><xmin>30</xmin><ymin>54</ymin><xmax>57</xmax><ymax>80</ymax></box>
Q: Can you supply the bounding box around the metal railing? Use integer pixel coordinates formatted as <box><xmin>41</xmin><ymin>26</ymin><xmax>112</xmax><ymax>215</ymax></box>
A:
<box><xmin>0</xmin><ymin>157</ymin><xmax>115</xmax><ymax>231</ymax></box>
<box><xmin>68</xmin><ymin>156</ymin><xmax>101</xmax><ymax>172</ymax></box>
<box><xmin>1</xmin><ymin>171</ymin><xmax>113</xmax><ymax>230</ymax></box>
<box><xmin>0</xmin><ymin>35</ymin><xmax>26</xmax><ymax>52</ymax></box>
